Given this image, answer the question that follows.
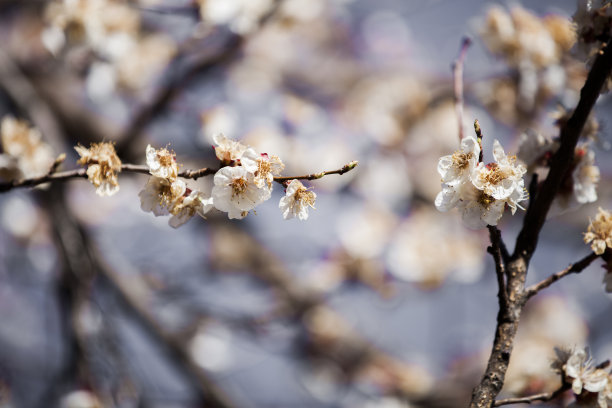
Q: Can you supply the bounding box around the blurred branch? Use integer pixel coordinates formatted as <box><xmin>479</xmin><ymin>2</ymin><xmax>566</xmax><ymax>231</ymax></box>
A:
<box><xmin>469</xmin><ymin>39</ymin><xmax>612</xmax><ymax>408</ymax></box>
<box><xmin>452</xmin><ymin>36</ymin><xmax>471</xmax><ymax>141</ymax></box>
<box><xmin>115</xmin><ymin>0</ymin><xmax>285</xmax><ymax>162</ymax></box>
<box><xmin>43</xmin><ymin>183</ymin><xmax>236</xmax><ymax>408</ymax></box>
<box><xmin>493</xmin><ymin>384</ymin><xmax>569</xmax><ymax>406</ymax></box>
<box><xmin>524</xmin><ymin>252</ymin><xmax>599</xmax><ymax>300</ymax></box>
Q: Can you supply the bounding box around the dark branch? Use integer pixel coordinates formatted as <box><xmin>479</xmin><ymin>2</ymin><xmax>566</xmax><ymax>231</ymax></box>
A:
<box><xmin>524</xmin><ymin>252</ymin><xmax>599</xmax><ymax>299</ymax></box>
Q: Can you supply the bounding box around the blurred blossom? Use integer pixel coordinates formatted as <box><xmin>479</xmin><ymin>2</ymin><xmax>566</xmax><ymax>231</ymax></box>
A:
<box><xmin>1</xmin><ymin>195</ymin><xmax>41</xmax><ymax>240</ymax></box>
<box><xmin>199</xmin><ymin>105</ymin><xmax>239</xmax><ymax>146</ymax></box>
<box><xmin>197</xmin><ymin>0</ymin><xmax>274</xmax><ymax>35</ymax></box>
<box><xmin>280</xmin><ymin>0</ymin><xmax>326</xmax><ymax>22</ymax></box>
<box><xmin>0</xmin><ymin>117</ymin><xmax>55</xmax><ymax>180</ymax></box>
<box><xmin>359</xmin><ymin>397</ymin><xmax>413</xmax><ymax>408</ymax></box>
<box><xmin>337</xmin><ymin>204</ymin><xmax>397</xmax><ymax>260</ymax></box>
<box><xmin>190</xmin><ymin>323</ymin><xmax>233</xmax><ymax>372</ymax></box>
<box><xmin>361</xmin><ymin>11</ymin><xmax>412</xmax><ymax>61</ymax></box>
<box><xmin>299</xmin><ymin>360</ymin><xmax>347</xmax><ymax>403</ymax></box>
<box><xmin>353</xmin><ymin>152</ymin><xmax>412</xmax><ymax>209</ymax></box>
<box><xmin>386</xmin><ymin>208</ymin><xmax>484</xmax><ymax>288</ymax></box>
<box><xmin>503</xmin><ymin>296</ymin><xmax>587</xmax><ymax>396</ymax></box>
<box><xmin>60</xmin><ymin>390</ymin><xmax>102</xmax><ymax>408</ymax></box>
<box><xmin>85</xmin><ymin>62</ymin><xmax>117</xmax><ymax>102</ymax></box>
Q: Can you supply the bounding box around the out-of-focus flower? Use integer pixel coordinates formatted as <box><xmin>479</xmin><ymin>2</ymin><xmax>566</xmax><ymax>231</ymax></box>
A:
<box><xmin>75</xmin><ymin>142</ymin><xmax>122</xmax><ymax>196</ymax></box>
<box><xmin>212</xmin><ymin>133</ymin><xmax>248</xmax><ymax>164</ymax></box>
<box><xmin>0</xmin><ymin>117</ymin><xmax>55</xmax><ymax>180</ymax></box>
<box><xmin>139</xmin><ymin>176</ymin><xmax>186</xmax><ymax>216</ymax></box>
<box><xmin>279</xmin><ymin>179</ymin><xmax>316</xmax><ymax>220</ymax></box>
<box><xmin>572</xmin><ymin>145</ymin><xmax>600</xmax><ymax>204</ymax></box>
<box><xmin>116</xmin><ymin>34</ymin><xmax>176</xmax><ymax>91</ymax></box>
<box><xmin>212</xmin><ymin>166</ymin><xmax>271</xmax><ymax>219</ymax></box>
<box><xmin>386</xmin><ymin>208</ymin><xmax>484</xmax><ymax>288</ymax></box>
<box><xmin>480</xmin><ymin>5</ymin><xmax>574</xmax><ymax>69</ymax></box>
<box><xmin>197</xmin><ymin>0</ymin><xmax>274</xmax><ymax>34</ymax></box>
<box><xmin>60</xmin><ymin>389</ymin><xmax>102</xmax><ymax>408</ymax></box>
<box><xmin>553</xmin><ymin>348</ymin><xmax>609</xmax><ymax>407</ymax></box>
<box><xmin>241</xmin><ymin>149</ymin><xmax>284</xmax><ymax>189</ymax></box>
<box><xmin>169</xmin><ymin>190</ymin><xmax>214</xmax><ymax>228</ymax></box>
<box><xmin>145</xmin><ymin>144</ymin><xmax>178</xmax><ymax>180</ymax></box>
<box><xmin>584</xmin><ymin>208</ymin><xmax>612</xmax><ymax>255</ymax></box>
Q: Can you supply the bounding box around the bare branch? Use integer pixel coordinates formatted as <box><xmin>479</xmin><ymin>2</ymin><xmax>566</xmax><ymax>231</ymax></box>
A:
<box><xmin>274</xmin><ymin>160</ymin><xmax>358</xmax><ymax>184</ymax></box>
<box><xmin>488</xmin><ymin>226</ymin><xmax>509</xmax><ymax>310</ymax></box>
<box><xmin>524</xmin><ymin>252</ymin><xmax>599</xmax><ymax>299</ymax></box>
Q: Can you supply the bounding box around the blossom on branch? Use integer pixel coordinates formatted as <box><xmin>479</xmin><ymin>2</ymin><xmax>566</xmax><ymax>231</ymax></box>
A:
<box><xmin>212</xmin><ymin>166</ymin><xmax>271</xmax><ymax>219</ymax></box>
<box><xmin>584</xmin><ymin>207</ymin><xmax>612</xmax><ymax>255</ymax></box>
<box><xmin>435</xmin><ymin>135</ymin><xmax>527</xmax><ymax>229</ymax></box>
<box><xmin>241</xmin><ymin>149</ymin><xmax>285</xmax><ymax>189</ymax></box>
<box><xmin>75</xmin><ymin>142</ymin><xmax>122</xmax><ymax>196</ymax></box>
<box><xmin>553</xmin><ymin>348</ymin><xmax>610</xmax><ymax>407</ymax></box>
<box><xmin>212</xmin><ymin>133</ymin><xmax>248</xmax><ymax>164</ymax></box>
<box><xmin>169</xmin><ymin>190</ymin><xmax>214</xmax><ymax>229</ymax></box>
<box><xmin>146</xmin><ymin>144</ymin><xmax>178</xmax><ymax>180</ymax></box>
<box><xmin>139</xmin><ymin>176</ymin><xmax>186</xmax><ymax>217</ymax></box>
<box><xmin>279</xmin><ymin>179</ymin><xmax>316</xmax><ymax>221</ymax></box>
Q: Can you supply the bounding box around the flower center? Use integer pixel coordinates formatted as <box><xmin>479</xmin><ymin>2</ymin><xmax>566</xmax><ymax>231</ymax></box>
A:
<box><xmin>452</xmin><ymin>152</ymin><xmax>473</xmax><ymax>169</ymax></box>
<box><xmin>231</xmin><ymin>177</ymin><xmax>248</xmax><ymax>197</ymax></box>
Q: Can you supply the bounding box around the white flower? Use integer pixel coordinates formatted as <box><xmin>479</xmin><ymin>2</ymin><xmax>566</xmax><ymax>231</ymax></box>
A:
<box><xmin>146</xmin><ymin>144</ymin><xmax>178</xmax><ymax>180</ymax></box>
<box><xmin>279</xmin><ymin>179</ymin><xmax>316</xmax><ymax>221</ymax></box>
<box><xmin>139</xmin><ymin>176</ymin><xmax>186</xmax><ymax>216</ymax></box>
<box><xmin>436</xmin><ymin>136</ymin><xmax>480</xmax><ymax>185</ymax></box>
<box><xmin>212</xmin><ymin>166</ymin><xmax>271</xmax><ymax>219</ymax></box>
<box><xmin>562</xmin><ymin>348</ymin><xmax>609</xmax><ymax>406</ymax></box>
<box><xmin>169</xmin><ymin>190</ymin><xmax>214</xmax><ymax>228</ymax></box>
<box><xmin>472</xmin><ymin>140</ymin><xmax>527</xmax><ymax>213</ymax></box>
<box><xmin>573</xmin><ymin>146</ymin><xmax>600</xmax><ymax>204</ymax></box>
<box><xmin>212</xmin><ymin>133</ymin><xmax>248</xmax><ymax>163</ymax></box>
<box><xmin>583</xmin><ymin>207</ymin><xmax>612</xmax><ymax>255</ymax></box>
<box><xmin>241</xmin><ymin>148</ymin><xmax>285</xmax><ymax>189</ymax></box>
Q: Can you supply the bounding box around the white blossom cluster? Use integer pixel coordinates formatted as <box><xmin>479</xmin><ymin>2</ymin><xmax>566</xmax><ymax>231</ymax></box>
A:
<box><xmin>435</xmin><ymin>136</ymin><xmax>527</xmax><ymax>229</ymax></box>
<box><xmin>139</xmin><ymin>145</ymin><xmax>213</xmax><ymax>228</ymax></box>
<box><xmin>553</xmin><ymin>348</ymin><xmax>612</xmax><ymax>408</ymax></box>
<box><xmin>210</xmin><ymin>133</ymin><xmax>316</xmax><ymax>220</ymax></box>
<box><xmin>138</xmin><ymin>134</ymin><xmax>317</xmax><ymax>226</ymax></box>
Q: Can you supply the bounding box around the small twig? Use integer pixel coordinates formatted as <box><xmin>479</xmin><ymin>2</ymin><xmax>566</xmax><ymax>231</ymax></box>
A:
<box><xmin>474</xmin><ymin>119</ymin><xmax>484</xmax><ymax>162</ymax></box>
<box><xmin>524</xmin><ymin>252</ymin><xmax>599</xmax><ymax>300</ymax></box>
<box><xmin>493</xmin><ymin>384</ymin><xmax>569</xmax><ymax>406</ymax></box>
<box><xmin>453</xmin><ymin>37</ymin><xmax>472</xmax><ymax>141</ymax></box>
<box><xmin>273</xmin><ymin>160</ymin><xmax>358</xmax><ymax>183</ymax></box>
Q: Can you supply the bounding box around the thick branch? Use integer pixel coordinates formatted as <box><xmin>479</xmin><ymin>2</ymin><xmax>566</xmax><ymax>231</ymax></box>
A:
<box><xmin>524</xmin><ymin>252</ymin><xmax>599</xmax><ymax>299</ymax></box>
<box><xmin>514</xmin><ymin>40</ymin><xmax>612</xmax><ymax>261</ymax></box>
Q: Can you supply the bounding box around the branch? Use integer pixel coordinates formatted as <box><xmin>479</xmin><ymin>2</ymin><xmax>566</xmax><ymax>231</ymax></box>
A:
<box><xmin>524</xmin><ymin>252</ymin><xmax>599</xmax><ymax>299</ymax></box>
<box><xmin>488</xmin><ymin>226</ymin><xmax>509</xmax><ymax>310</ymax></box>
<box><xmin>274</xmin><ymin>160</ymin><xmax>358</xmax><ymax>183</ymax></box>
<box><xmin>493</xmin><ymin>384</ymin><xmax>569</xmax><ymax>406</ymax></box>
<box><xmin>453</xmin><ymin>36</ymin><xmax>472</xmax><ymax>141</ymax></box>
<box><xmin>513</xmin><ymin>39</ymin><xmax>612</xmax><ymax>261</ymax></box>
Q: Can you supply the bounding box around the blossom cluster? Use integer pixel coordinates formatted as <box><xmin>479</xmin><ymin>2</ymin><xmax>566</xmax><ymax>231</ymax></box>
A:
<box><xmin>74</xmin><ymin>142</ymin><xmax>121</xmax><ymax>197</ymax></box>
<box><xmin>435</xmin><ymin>135</ymin><xmax>527</xmax><ymax>229</ymax></box>
<box><xmin>584</xmin><ymin>208</ymin><xmax>612</xmax><ymax>290</ymax></box>
<box><xmin>139</xmin><ymin>145</ymin><xmax>213</xmax><ymax>229</ymax></box>
<box><xmin>0</xmin><ymin>117</ymin><xmax>55</xmax><ymax>180</ymax></box>
<box><xmin>552</xmin><ymin>348</ymin><xmax>612</xmax><ymax>407</ymax></box>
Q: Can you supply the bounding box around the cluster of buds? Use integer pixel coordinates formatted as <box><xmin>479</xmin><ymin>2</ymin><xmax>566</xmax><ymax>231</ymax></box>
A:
<box><xmin>584</xmin><ymin>207</ymin><xmax>612</xmax><ymax>292</ymax></box>
<box><xmin>552</xmin><ymin>348</ymin><xmax>612</xmax><ymax>407</ymax></box>
<box><xmin>435</xmin><ymin>132</ymin><xmax>527</xmax><ymax>229</ymax></box>
<box><xmin>75</xmin><ymin>142</ymin><xmax>121</xmax><ymax>196</ymax></box>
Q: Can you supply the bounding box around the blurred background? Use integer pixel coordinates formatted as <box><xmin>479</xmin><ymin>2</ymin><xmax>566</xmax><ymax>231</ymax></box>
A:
<box><xmin>0</xmin><ymin>0</ymin><xmax>611</xmax><ymax>407</ymax></box>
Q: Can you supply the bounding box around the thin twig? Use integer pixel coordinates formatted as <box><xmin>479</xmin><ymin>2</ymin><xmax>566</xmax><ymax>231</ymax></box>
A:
<box><xmin>493</xmin><ymin>384</ymin><xmax>569</xmax><ymax>406</ymax></box>
<box><xmin>0</xmin><ymin>160</ymin><xmax>358</xmax><ymax>193</ymax></box>
<box><xmin>453</xmin><ymin>36</ymin><xmax>472</xmax><ymax>141</ymax></box>
<box><xmin>524</xmin><ymin>252</ymin><xmax>599</xmax><ymax>300</ymax></box>
<box><xmin>273</xmin><ymin>160</ymin><xmax>358</xmax><ymax>183</ymax></box>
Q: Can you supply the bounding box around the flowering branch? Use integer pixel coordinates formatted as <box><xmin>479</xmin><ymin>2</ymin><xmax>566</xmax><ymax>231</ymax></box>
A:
<box><xmin>452</xmin><ymin>36</ymin><xmax>471</xmax><ymax>141</ymax></box>
<box><xmin>493</xmin><ymin>384</ymin><xmax>569</xmax><ymax>406</ymax></box>
<box><xmin>469</xmin><ymin>39</ymin><xmax>612</xmax><ymax>408</ymax></box>
<box><xmin>524</xmin><ymin>252</ymin><xmax>599</xmax><ymax>300</ymax></box>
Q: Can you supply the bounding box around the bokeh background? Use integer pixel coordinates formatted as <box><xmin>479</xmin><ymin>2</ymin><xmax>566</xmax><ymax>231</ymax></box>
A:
<box><xmin>0</xmin><ymin>0</ymin><xmax>611</xmax><ymax>407</ymax></box>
